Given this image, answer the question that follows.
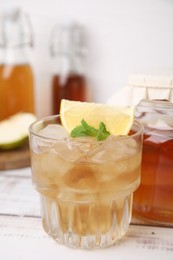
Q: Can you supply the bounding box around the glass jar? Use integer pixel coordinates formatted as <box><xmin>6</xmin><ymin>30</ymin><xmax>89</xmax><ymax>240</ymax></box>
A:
<box><xmin>0</xmin><ymin>7</ymin><xmax>35</xmax><ymax>120</ymax></box>
<box><xmin>133</xmin><ymin>99</ymin><xmax>173</xmax><ymax>225</ymax></box>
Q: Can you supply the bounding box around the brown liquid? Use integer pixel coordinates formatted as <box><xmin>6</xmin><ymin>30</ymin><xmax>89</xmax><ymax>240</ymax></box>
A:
<box><xmin>31</xmin><ymin>138</ymin><xmax>141</xmax><ymax>237</ymax></box>
<box><xmin>133</xmin><ymin>131</ymin><xmax>173</xmax><ymax>224</ymax></box>
<box><xmin>52</xmin><ymin>75</ymin><xmax>65</xmax><ymax>115</ymax></box>
<box><xmin>65</xmin><ymin>74</ymin><xmax>87</xmax><ymax>101</ymax></box>
<box><xmin>52</xmin><ymin>73</ymin><xmax>87</xmax><ymax>115</ymax></box>
<box><xmin>0</xmin><ymin>64</ymin><xmax>35</xmax><ymax>120</ymax></box>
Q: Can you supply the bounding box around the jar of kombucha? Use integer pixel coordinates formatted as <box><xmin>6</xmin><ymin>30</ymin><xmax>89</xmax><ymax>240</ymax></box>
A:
<box><xmin>0</xmin><ymin>7</ymin><xmax>35</xmax><ymax>121</ymax></box>
<box><xmin>133</xmin><ymin>99</ymin><xmax>173</xmax><ymax>225</ymax></box>
<box><xmin>50</xmin><ymin>22</ymin><xmax>88</xmax><ymax>115</ymax></box>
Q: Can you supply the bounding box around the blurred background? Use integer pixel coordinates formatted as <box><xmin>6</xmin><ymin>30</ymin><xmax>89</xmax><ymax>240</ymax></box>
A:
<box><xmin>1</xmin><ymin>0</ymin><xmax>173</xmax><ymax>118</ymax></box>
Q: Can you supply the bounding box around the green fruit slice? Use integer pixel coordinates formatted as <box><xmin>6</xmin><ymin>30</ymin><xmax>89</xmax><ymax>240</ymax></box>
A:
<box><xmin>0</xmin><ymin>113</ymin><xmax>37</xmax><ymax>150</ymax></box>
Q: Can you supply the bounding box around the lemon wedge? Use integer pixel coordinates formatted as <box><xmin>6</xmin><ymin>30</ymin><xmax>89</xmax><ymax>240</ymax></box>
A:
<box><xmin>60</xmin><ymin>99</ymin><xmax>135</xmax><ymax>136</ymax></box>
<box><xmin>0</xmin><ymin>113</ymin><xmax>37</xmax><ymax>150</ymax></box>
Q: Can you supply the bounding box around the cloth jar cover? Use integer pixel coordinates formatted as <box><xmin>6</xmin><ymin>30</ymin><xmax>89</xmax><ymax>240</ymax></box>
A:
<box><xmin>107</xmin><ymin>74</ymin><xmax>173</xmax><ymax>106</ymax></box>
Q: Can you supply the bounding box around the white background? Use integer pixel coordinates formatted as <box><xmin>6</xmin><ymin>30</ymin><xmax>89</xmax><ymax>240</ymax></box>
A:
<box><xmin>1</xmin><ymin>0</ymin><xmax>173</xmax><ymax>117</ymax></box>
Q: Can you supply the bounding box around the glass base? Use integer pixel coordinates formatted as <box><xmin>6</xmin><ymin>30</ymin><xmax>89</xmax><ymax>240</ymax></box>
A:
<box><xmin>39</xmin><ymin>193</ymin><xmax>133</xmax><ymax>249</ymax></box>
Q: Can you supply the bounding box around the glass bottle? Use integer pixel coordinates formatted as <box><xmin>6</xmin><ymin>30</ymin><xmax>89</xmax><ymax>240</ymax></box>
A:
<box><xmin>0</xmin><ymin>7</ymin><xmax>35</xmax><ymax>121</ymax></box>
<box><xmin>50</xmin><ymin>22</ymin><xmax>88</xmax><ymax>115</ymax></box>
<box><xmin>133</xmin><ymin>99</ymin><xmax>173</xmax><ymax>225</ymax></box>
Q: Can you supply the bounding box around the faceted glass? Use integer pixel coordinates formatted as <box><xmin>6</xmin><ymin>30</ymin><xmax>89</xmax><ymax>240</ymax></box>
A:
<box><xmin>29</xmin><ymin>115</ymin><xmax>143</xmax><ymax>249</ymax></box>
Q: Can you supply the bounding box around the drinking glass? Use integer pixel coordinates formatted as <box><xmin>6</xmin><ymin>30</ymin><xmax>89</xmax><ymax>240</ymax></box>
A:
<box><xmin>29</xmin><ymin>115</ymin><xmax>143</xmax><ymax>249</ymax></box>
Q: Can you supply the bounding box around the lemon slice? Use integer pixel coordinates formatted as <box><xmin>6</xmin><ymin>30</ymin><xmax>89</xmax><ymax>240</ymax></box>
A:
<box><xmin>0</xmin><ymin>113</ymin><xmax>37</xmax><ymax>150</ymax></box>
<box><xmin>60</xmin><ymin>99</ymin><xmax>134</xmax><ymax>135</ymax></box>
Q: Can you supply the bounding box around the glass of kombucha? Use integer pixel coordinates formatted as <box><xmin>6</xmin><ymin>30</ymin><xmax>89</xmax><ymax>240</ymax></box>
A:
<box><xmin>29</xmin><ymin>115</ymin><xmax>143</xmax><ymax>249</ymax></box>
<box><xmin>133</xmin><ymin>99</ymin><xmax>173</xmax><ymax>225</ymax></box>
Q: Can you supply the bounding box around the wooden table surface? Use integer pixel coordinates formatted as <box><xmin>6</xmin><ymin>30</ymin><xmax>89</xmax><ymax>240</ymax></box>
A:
<box><xmin>0</xmin><ymin>167</ymin><xmax>173</xmax><ymax>260</ymax></box>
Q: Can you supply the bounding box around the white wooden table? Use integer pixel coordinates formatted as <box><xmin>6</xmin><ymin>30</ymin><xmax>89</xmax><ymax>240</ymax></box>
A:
<box><xmin>0</xmin><ymin>167</ymin><xmax>173</xmax><ymax>260</ymax></box>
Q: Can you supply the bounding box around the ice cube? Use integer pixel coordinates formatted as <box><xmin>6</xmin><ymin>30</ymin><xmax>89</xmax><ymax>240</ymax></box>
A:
<box><xmin>54</xmin><ymin>141</ymin><xmax>83</xmax><ymax>163</ymax></box>
<box><xmin>92</xmin><ymin>161</ymin><xmax>128</xmax><ymax>183</ymax></box>
<box><xmin>89</xmin><ymin>136</ymin><xmax>128</xmax><ymax>163</ymax></box>
<box><xmin>53</xmin><ymin>136</ymin><xmax>98</xmax><ymax>163</ymax></box>
<box><xmin>32</xmin><ymin>125</ymin><xmax>69</xmax><ymax>154</ymax></box>
<box><xmin>89</xmin><ymin>137</ymin><xmax>139</xmax><ymax>186</ymax></box>
<box><xmin>38</xmin><ymin>124</ymin><xmax>69</xmax><ymax>139</ymax></box>
<box><xmin>121</xmin><ymin>138</ymin><xmax>138</xmax><ymax>156</ymax></box>
<box><xmin>32</xmin><ymin>152</ymin><xmax>74</xmax><ymax>189</ymax></box>
<box><xmin>62</xmin><ymin>165</ymin><xmax>97</xmax><ymax>192</ymax></box>
<box><xmin>75</xmin><ymin>137</ymin><xmax>97</xmax><ymax>153</ymax></box>
<box><xmin>89</xmin><ymin>135</ymin><xmax>138</xmax><ymax>164</ymax></box>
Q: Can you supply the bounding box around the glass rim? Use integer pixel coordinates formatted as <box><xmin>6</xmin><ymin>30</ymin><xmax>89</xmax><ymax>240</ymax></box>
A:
<box><xmin>29</xmin><ymin>114</ymin><xmax>144</xmax><ymax>143</ymax></box>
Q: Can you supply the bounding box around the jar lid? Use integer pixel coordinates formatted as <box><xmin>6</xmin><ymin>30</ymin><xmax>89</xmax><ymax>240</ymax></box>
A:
<box><xmin>0</xmin><ymin>6</ymin><xmax>33</xmax><ymax>47</ymax></box>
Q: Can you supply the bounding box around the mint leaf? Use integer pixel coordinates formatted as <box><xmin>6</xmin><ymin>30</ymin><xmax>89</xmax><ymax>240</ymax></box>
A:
<box><xmin>70</xmin><ymin>119</ymin><xmax>110</xmax><ymax>141</ymax></box>
<box><xmin>81</xmin><ymin>119</ymin><xmax>98</xmax><ymax>136</ymax></box>
<box><xmin>96</xmin><ymin>122</ymin><xmax>110</xmax><ymax>141</ymax></box>
<box><xmin>71</xmin><ymin>125</ymin><xmax>88</xmax><ymax>138</ymax></box>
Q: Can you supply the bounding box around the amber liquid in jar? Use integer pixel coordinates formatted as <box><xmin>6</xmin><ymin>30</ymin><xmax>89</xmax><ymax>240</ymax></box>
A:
<box><xmin>133</xmin><ymin>99</ymin><xmax>173</xmax><ymax>225</ymax></box>
<box><xmin>52</xmin><ymin>73</ymin><xmax>87</xmax><ymax>115</ymax></box>
<box><xmin>0</xmin><ymin>64</ymin><xmax>35</xmax><ymax>120</ymax></box>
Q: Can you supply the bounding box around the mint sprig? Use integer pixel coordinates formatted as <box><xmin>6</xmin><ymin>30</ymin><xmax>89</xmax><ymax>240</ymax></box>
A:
<box><xmin>70</xmin><ymin>119</ymin><xmax>110</xmax><ymax>141</ymax></box>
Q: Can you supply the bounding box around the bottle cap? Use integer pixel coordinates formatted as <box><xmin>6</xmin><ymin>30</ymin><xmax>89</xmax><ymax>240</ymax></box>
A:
<box><xmin>0</xmin><ymin>6</ymin><xmax>34</xmax><ymax>47</ymax></box>
<box><xmin>50</xmin><ymin>21</ymin><xmax>87</xmax><ymax>57</ymax></box>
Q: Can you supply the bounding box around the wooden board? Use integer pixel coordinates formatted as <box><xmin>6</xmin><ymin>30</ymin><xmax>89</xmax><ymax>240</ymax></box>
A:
<box><xmin>0</xmin><ymin>141</ymin><xmax>30</xmax><ymax>170</ymax></box>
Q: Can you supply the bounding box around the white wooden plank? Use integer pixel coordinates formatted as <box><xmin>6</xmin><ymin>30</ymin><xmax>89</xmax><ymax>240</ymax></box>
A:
<box><xmin>0</xmin><ymin>173</ymin><xmax>40</xmax><ymax>217</ymax></box>
<box><xmin>0</xmin><ymin>215</ymin><xmax>173</xmax><ymax>260</ymax></box>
